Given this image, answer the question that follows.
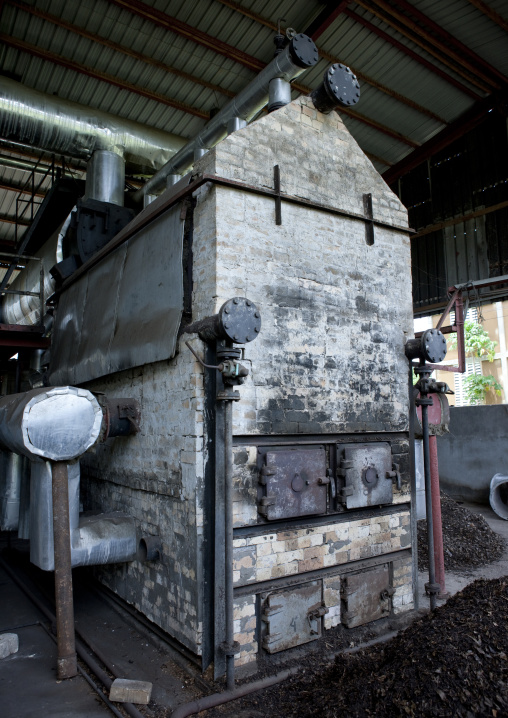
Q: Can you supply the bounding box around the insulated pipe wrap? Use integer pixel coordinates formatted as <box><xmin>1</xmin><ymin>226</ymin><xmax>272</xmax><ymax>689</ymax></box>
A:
<box><xmin>133</xmin><ymin>34</ymin><xmax>319</xmax><ymax>199</ymax></box>
<box><xmin>0</xmin><ymin>77</ymin><xmax>185</xmax><ymax>173</ymax></box>
<box><xmin>0</xmin><ymin>387</ymin><xmax>102</xmax><ymax>461</ymax></box>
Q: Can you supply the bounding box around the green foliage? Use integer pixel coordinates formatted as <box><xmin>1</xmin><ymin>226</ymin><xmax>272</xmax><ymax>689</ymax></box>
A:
<box><xmin>447</xmin><ymin>318</ymin><xmax>500</xmax><ymax>405</ymax></box>
<box><xmin>448</xmin><ymin>319</ymin><xmax>497</xmax><ymax>361</ymax></box>
<box><xmin>463</xmin><ymin>374</ymin><xmax>502</xmax><ymax>405</ymax></box>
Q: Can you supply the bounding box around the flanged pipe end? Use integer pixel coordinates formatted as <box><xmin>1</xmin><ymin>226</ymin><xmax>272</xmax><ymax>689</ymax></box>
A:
<box><xmin>405</xmin><ymin>329</ymin><xmax>447</xmax><ymax>364</ymax></box>
<box><xmin>288</xmin><ymin>33</ymin><xmax>319</xmax><ymax>68</ymax></box>
<box><xmin>218</xmin><ymin>297</ymin><xmax>262</xmax><ymax>344</ymax></box>
<box><xmin>311</xmin><ymin>63</ymin><xmax>361</xmax><ymax>114</ymax></box>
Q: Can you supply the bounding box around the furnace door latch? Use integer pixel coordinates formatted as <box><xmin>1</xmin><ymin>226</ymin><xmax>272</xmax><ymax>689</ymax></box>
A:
<box><xmin>307</xmin><ymin>604</ymin><xmax>329</xmax><ymax>635</ymax></box>
<box><xmin>386</xmin><ymin>462</ymin><xmax>401</xmax><ymax>491</ymax></box>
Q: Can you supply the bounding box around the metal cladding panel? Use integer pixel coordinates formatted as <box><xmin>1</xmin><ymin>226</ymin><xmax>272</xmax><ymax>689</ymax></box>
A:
<box><xmin>49</xmin><ymin>204</ymin><xmax>184</xmax><ymax>384</ymax></box>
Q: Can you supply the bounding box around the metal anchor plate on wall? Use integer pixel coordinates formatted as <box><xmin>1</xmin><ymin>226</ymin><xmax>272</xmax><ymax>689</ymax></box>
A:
<box><xmin>341</xmin><ymin>564</ymin><xmax>393</xmax><ymax>628</ymax></box>
<box><xmin>261</xmin><ymin>581</ymin><xmax>327</xmax><ymax>653</ymax></box>
<box><xmin>258</xmin><ymin>447</ymin><xmax>327</xmax><ymax>520</ymax></box>
<box><xmin>337</xmin><ymin>442</ymin><xmax>392</xmax><ymax>509</ymax></box>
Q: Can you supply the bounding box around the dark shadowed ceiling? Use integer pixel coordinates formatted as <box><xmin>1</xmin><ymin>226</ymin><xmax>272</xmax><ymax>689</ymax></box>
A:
<box><xmin>0</xmin><ymin>0</ymin><xmax>507</xmax><ymax>246</ymax></box>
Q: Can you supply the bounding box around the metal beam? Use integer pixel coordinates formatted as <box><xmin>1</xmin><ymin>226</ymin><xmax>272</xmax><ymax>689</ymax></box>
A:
<box><xmin>8</xmin><ymin>0</ymin><xmax>236</xmax><ymax>100</ymax></box>
<box><xmin>411</xmin><ymin>199</ymin><xmax>508</xmax><ymax>239</ymax></box>
<box><xmin>355</xmin><ymin>0</ymin><xmax>494</xmax><ymax>93</ymax></box>
<box><xmin>467</xmin><ymin>0</ymin><xmax>508</xmax><ymax>34</ymax></box>
<box><xmin>0</xmin><ymin>214</ymin><xmax>30</xmax><ymax>226</ymax></box>
<box><xmin>109</xmin><ymin>0</ymin><xmax>266</xmax><ymax>72</ymax></box>
<box><xmin>337</xmin><ymin>106</ymin><xmax>420</xmax><ymax>147</ymax></box>
<box><xmin>382</xmin><ymin>90</ymin><xmax>505</xmax><ymax>185</ymax></box>
<box><xmin>0</xmin><ymin>180</ymin><xmax>46</xmax><ymax>198</ymax></box>
<box><xmin>0</xmin><ymin>34</ymin><xmax>210</xmax><ymax>120</ymax></box>
<box><xmin>344</xmin><ymin>8</ymin><xmax>481</xmax><ymax>101</ymax></box>
<box><xmin>304</xmin><ymin>1</ymin><xmax>351</xmax><ymax>40</ymax></box>
<box><xmin>391</xmin><ymin>0</ymin><xmax>508</xmax><ymax>87</ymax></box>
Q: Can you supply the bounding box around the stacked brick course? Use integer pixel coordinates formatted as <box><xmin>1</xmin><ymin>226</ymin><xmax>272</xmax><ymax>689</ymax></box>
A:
<box><xmin>79</xmin><ymin>94</ymin><xmax>414</xmax><ymax>671</ymax></box>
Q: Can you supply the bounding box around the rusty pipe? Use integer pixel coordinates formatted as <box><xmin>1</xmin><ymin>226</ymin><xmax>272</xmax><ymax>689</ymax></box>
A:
<box><xmin>51</xmin><ymin>460</ymin><xmax>77</xmax><ymax>679</ymax></box>
<box><xmin>421</xmin><ymin>403</ymin><xmax>439</xmax><ymax>611</ymax></box>
<box><xmin>429</xmin><ymin>436</ymin><xmax>448</xmax><ymax>597</ymax></box>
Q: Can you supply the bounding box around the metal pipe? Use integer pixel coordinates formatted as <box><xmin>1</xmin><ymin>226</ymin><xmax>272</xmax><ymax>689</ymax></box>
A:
<box><xmin>224</xmin><ymin>399</ymin><xmax>235</xmax><ymax>691</ymax></box>
<box><xmin>421</xmin><ymin>403</ymin><xmax>438</xmax><ymax>611</ymax></box>
<box><xmin>51</xmin><ymin>461</ymin><xmax>77</xmax><ymax>679</ymax></box>
<box><xmin>171</xmin><ymin>631</ymin><xmax>400</xmax><ymax>718</ymax></box>
<box><xmin>133</xmin><ymin>33</ymin><xmax>318</xmax><ymax>200</ymax></box>
<box><xmin>84</xmin><ymin>150</ymin><xmax>125</xmax><ymax>206</ymax></box>
<box><xmin>0</xmin><ymin>76</ymin><xmax>185</xmax><ymax>174</ymax></box>
<box><xmin>429</xmin><ymin>436</ymin><xmax>447</xmax><ymax>597</ymax></box>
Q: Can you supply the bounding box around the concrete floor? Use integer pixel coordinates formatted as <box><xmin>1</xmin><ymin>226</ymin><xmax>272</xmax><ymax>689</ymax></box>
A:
<box><xmin>417</xmin><ymin>502</ymin><xmax>508</xmax><ymax>609</ymax></box>
<box><xmin>0</xmin><ymin>539</ymin><xmax>203</xmax><ymax>718</ymax></box>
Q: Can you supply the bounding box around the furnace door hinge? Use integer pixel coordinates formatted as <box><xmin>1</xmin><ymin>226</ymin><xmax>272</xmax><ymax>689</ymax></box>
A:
<box><xmin>258</xmin><ymin>495</ymin><xmax>276</xmax><ymax>516</ymax></box>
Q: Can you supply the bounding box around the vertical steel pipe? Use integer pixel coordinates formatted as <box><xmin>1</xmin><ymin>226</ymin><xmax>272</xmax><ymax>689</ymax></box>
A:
<box><xmin>429</xmin><ymin>436</ymin><xmax>447</xmax><ymax>597</ymax></box>
<box><xmin>224</xmin><ymin>399</ymin><xmax>235</xmax><ymax>691</ymax></box>
<box><xmin>421</xmin><ymin>405</ymin><xmax>438</xmax><ymax>611</ymax></box>
<box><xmin>51</xmin><ymin>461</ymin><xmax>77</xmax><ymax>679</ymax></box>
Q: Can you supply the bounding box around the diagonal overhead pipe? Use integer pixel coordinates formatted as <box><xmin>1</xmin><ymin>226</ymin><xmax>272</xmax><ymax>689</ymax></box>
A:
<box><xmin>132</xmin><ymin>33</ymin><xmax>319</xmax><ymax>200</ymax></box>
<box><xmin>0</xmin><ymin>76</ymin><xmax>185</xmax><ymax>174</ymax></box>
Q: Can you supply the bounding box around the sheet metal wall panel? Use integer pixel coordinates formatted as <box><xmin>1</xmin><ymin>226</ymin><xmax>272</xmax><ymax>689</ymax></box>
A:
<box><xmin>75</xmin><ymin>245</ymin><xmax>127</xmax><ymax>383</ymax></box>
<box><xmin>109</xmin><ymin>211</ymin><xmax>183</xmax><ymax>375</ymax></box>
<box><xmin>49</xmin><ymin>204</ymin><xmax>184</xmax><ymax>385</ymax></box>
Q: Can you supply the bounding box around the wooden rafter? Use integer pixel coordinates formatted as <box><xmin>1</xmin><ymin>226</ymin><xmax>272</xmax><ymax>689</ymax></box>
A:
<box><xmin>0</xmin><ymin>34</ymin><xmax>210</xmax><ymax>120</ymax></box>
<box><xmin>7</xmin><ymin>0</ymin><xmax>236</xmax><ymax>100</ymax></box>
<box><xmin>466</xmin><ymin>0</ymin><xmax>508</xmax><ymax>34</ymax></box>
<box><xmin>355</xmin><ymin>0</ymin><xmax>496</xmax><ymax>93</ymax></box>
<box><xmin>344</xmin><ymin>8</ymin><xmax>481</xmax><ymax>100</ymax></box>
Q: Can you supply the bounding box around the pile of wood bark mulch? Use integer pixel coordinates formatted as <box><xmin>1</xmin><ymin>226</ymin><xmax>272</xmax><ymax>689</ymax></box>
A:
<box><xmin>209</xmin><ymin>577</ymin><xmax>508</xmax><ymax>718</ymax></box>
<box><xmin>418</xmin><ymin>493</ymin><xmax>505</xmax><ymax>571</ymax></box>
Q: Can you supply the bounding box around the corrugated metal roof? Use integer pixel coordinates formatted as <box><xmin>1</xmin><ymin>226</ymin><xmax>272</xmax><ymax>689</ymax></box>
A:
<box><xmin>0</xmin><ymin>0</ymin><xmax>506</xmax><ymax>245</ymax></box>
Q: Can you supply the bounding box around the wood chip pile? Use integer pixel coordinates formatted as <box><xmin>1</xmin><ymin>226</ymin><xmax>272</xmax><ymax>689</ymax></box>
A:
<box><xmin>418</xmin><ymin>493</ymin><xmax>505</xmax><ymax>571</ymax></box>
<box><xmin>210</xmin><ymin>577</ymin><xmax>508</xmax><ymax>718</ymax></box>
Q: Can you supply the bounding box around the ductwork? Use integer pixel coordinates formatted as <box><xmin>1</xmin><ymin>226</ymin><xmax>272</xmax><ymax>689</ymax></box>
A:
<box><xmin>132</xmin><ymin>33</ymin><xmax>319</xmax><ymax>200</ymax></box>
<box><xmin>0</xmin><ymin>77</ymin><xmax>185</xmax><ymax>173</ymax></box>
<box><xmin>30</xmin><ymin>460</ymin><xmax>137</xmax><ymax>571</ymax></box>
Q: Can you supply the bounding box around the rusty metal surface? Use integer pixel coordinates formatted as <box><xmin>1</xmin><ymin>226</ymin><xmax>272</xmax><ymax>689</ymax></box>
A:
<box><xmin>341</xmin><ymin>565</ymin><xmax>392</xmax><ymax>629</ymax></box>
<box><xmin>51</xmin><ymin>461</ymin><xmax>77</xmax><ymax>679</ymax></box>
<box><xmin>258</xmin><ymin>448</ymin><xmax>327</xmax><ymax>521</ymax></box>
<box><xmin>339</xmin><ymin>443</ymin><xmax>393</xmax><ymax>509</ymax></box>
<box><xmin>261</xmin><ymin>581</ymin><xmax>323</xmax><ymax>653</ymax></box>
<box><xmin>49</xmin><ymin>204</ymin><xmax>184</xmax><ymax>385</ymax></box>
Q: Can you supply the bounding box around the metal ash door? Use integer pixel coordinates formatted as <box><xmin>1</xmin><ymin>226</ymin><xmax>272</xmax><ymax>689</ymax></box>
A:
<box><xmin>261</xmin><ymin>581</ymin><xmax>327</xmax><ymax>653</ymax></box>
<box><xmin>258</xmin><ymin>447</ymin><xmax>328</xmax><ymax>520</ymax></box>
<box><xmin>341</xmin><ymin>565</ymin><xmax>393</xmax><ymax>628</ymax></box>
<box><xmin>338</xmin><ymin>443</ymin><xmax>393</xmax><ymax>509</ymax></box>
